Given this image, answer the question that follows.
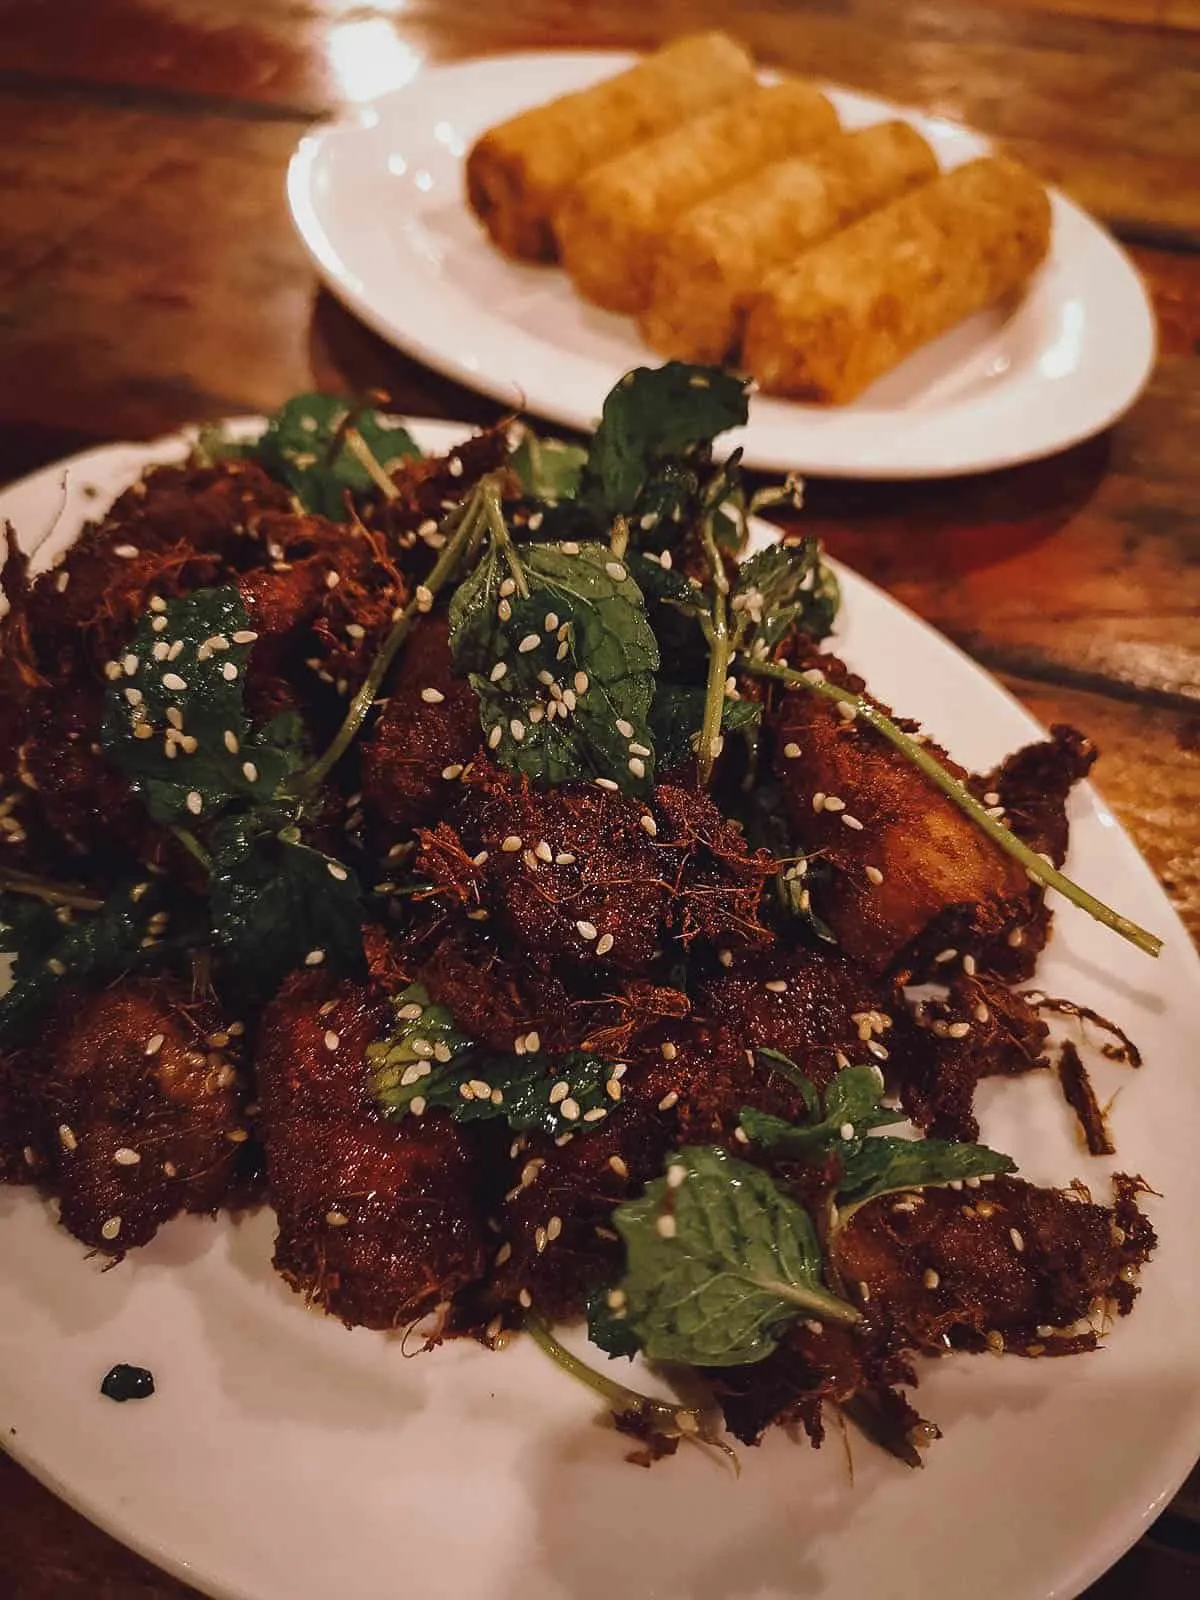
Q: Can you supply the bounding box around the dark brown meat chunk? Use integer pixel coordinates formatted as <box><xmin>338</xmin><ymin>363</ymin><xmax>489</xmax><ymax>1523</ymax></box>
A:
<box><xmin>255</xmin><ymin>971</ymin><xmax>486</xmax><ymax>1329</ymax></box>
<box><xmin>835</xmin><ymin>1173</ymin><xmax>1155</xmax><ymax>1356</ymax></box>
<box><xmin>417</xmin><ymin>930</ymin><xmax>582</xmax><ymax>1057</ymax></box>
<box><xmin>0</xmin><ymin>978</ymin><xmax>247</xmax><ymax>1256</ymax></box>
<box><xmin>898</xmin><ymin>976</ymin><xmax>1050</xmax><ymax>1142</ymax></box>
<box><xmin>361</xmin><ymin>617</ymin><xmax>482</xmax><ymax>834</ymax></box>
<box><xmin>768</xmin><ymin>673</ymin><xmax>1030</xmax><ymax>977</ymax></box>
<box><xmin>697</xmin><ymin>946</ymin><xmax>914</xmax><ymax>1093</ymax></box>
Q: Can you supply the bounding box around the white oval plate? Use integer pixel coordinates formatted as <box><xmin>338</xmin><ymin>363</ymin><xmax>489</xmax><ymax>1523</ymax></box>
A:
<box><xmin>286</xmin><ymin>52</ymin><xmax>1156</xmax><ymax>479</ymax></box>
<box><xmin>1</xmin><ymin>424</ymin><xmax>1198</xmax><ymax>1600</ymax></box>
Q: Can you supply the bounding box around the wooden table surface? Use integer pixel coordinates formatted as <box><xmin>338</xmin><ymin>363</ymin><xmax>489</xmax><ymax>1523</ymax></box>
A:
<box><xmin>1</xmin><ymin>0</ymin><xmax>1198</xmax><ymax>1594</ymax></box>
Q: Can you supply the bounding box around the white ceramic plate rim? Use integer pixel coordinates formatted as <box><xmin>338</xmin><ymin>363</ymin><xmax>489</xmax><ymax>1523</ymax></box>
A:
<box><xmin>0</xmin><ymin>421</ymin><xmax>1197</xmax><ymax>1600</ymax></box>
<box><xmin>286</xmin><ymin>52</ymin><xmax>1157</xmax><ymax>479</ymax></box>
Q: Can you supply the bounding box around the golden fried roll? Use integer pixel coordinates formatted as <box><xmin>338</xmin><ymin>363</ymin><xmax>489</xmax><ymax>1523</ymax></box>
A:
<box><xmin>741</xmin><ymin>155</ymin><xmax>1052</xmax><ymax>404</ymax></box>
<box><xmin>640</xmin><ymin>121</ymin><xmax>938</xmax><ymax>363</ymax></box>
<box><xmin>465</xmin><ymin>32</ymin><xmax>756</xmax><ymax>263</ymax></box>
<box><xmin>556</xmin><ymin>79</ymin><xmax>839</xmax><ymax>314</ymax></box>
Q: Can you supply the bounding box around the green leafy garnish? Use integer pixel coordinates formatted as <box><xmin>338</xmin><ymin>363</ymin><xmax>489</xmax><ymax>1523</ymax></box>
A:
<box><xmin>739</xmin><ymin>1063</ymin><xmax>907</xmax><ymax>1164</ymax></box>
<box><xmin>449</xmin><ymin>536</ymin><xmax>659</xmax><ymax>795</ymax></box>
<box><xmin>837</xmin><ymin>1137</ymin><xmax>1016</xmax><ymax>1219</ymax></box>
<box><xmin>731</xmin><ymin>539</ymin><xmax>840</xmax><ymax>653</ymax></box>
<box><xmin>587</xmin><ymin>1285</ymin><xmax>642</xmax><ymax>1359</ymax></box>
<box><xmin>611</xmin><ymin>1145</ymin><xmax>860</xmax><ymax>1368</ymax></box>
<box><xmin>248</xmin><ymin>394</ymin><xmax>420</xmax><ymax>517</ymax></box>
<box><xmin>509</xmin><ymin>428</ymin><xmax>588</xmax><ymax>503</ymax></box>
<box><xmin>208</xmin><ymin>817</ymin><xmax>364</xmax><ymax>992</ymax></box>
<box><xmin>368</xmin><ymin>986</ymin><xmax>622</xmax><ymax>1134</ymax></box>
<box><xmin>100</xmin><ymin>587</ymin><xmax>298</xmax><ymax>824</ymax></box>
<box><xmin>0</xmin><ymin>880</ymin><xmax>173</xmax><ymax>1042</ymax></box>
<box><xmin>648</xmin><ymin>683</ymin><xmax>759</xmax><ymax>773</ymax></box>
<box><xmin>580</xmin><ymin>364</ymin><xmax>749</xmax><ymax>521</ymax></box>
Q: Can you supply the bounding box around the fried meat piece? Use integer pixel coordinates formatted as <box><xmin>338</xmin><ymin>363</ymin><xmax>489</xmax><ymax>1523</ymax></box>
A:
<box><xmin>698</xmin><ymin>946</ymin><xmax>914</xmax><ymax>1092</ymax></box>
<box><xmin>835</xmin><ymin>1173</ymin><xmax>1155</xmax><ymax>1357</ymax></box>
<box><xmin>491</xmin><ymin>1107</ymin><xmax>674</xmax><ymax>1322</ymax></box>
<box><xmin>415</xmin><ymin>771</ymin><xmax>774</xmax><ymax>982</ymax></box>
<box><xmin>770</xmin><ymin>685</ymin><xmax>1030</xmax><ymax>977</ymax></box>
<box><xmin>0</xmin><ymin>978</ymin><xmax>247</xmax><ymax>1256</ymax></box>
<box><xmin>361</xmin><ymin>617</ymin><xmax>481</xmax><ymax>834</ymax></box>
<box><xmin>255</xmin><ymin>971</ymin><xmax>486</xmax><ymax>1329</ymax></box>
<box><xmin>899</xmin><ymin>976</ymin><xmax>1050</xmax><ymax>1142</ymax></box>
<box><xmin>417</xmin><ymin>930</ymin><xmax>582</xmax><ymax>1056</ymax></box>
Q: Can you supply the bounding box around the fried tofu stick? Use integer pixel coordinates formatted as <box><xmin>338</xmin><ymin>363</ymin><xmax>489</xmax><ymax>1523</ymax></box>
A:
<box><xmin>640</xmin><ymin>121</ymin><xmax>938</xmax><ymax>364</ymax></box>
<box><xmin>465</xmin><ymin>32</ymin><xmax>756</xmax><ymax>263</ymax></box>
<box><xmin>741</xmin><ymin>155</ymin><xmax>1052</xmax><ymax>403</ymax></box>
<box><xmin>556</xmin><ymin>79</ymin><xmax>840</xmax><ymax>314</ymax></box>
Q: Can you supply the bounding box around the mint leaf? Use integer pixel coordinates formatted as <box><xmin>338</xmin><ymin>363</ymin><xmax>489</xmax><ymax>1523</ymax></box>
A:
<box><xmin>581</xmin><ymin>364</ymin><xmax>749</xmax><ymax>519</ymax></box>
<box><xmin>101</xmin><ymin>587</ymin><xmax>298</xmax><ymax>825</ymax></box>
<box><xmin>612</xmin><ymin>1146</ymin><xmax>859</xmax><ymax>1367</ymax></box>
<box><xmin>0</xmin><ymin>881</ymin><xmax>173</xmax><ymax>1044</ymax></box>
<box><xmin>208</xmin><ymin>817</ymin><xmax>363</xmax><ymax>992</ymax></box>
<box><xmin>837</xmin><ymin>1137</ymin><xmax>1016</xmax><ymax>1217</ymax></box>
<box><xmin>251</xmin><ymin>394</ymin><xmax>419</xmax><ymax>518</ymax></box>
<box><xmin>649</xmin><ymin>683</ymin><xmax>759</xmax><ymax>773</ymax></box>
<box><xmin>509</xmin><ymin>430</ymin><xmax>588</xmax><ymax>502</ymax></box>
<box><xmin>732</xmin><ymin>539</ymin><xmax>840</xmax><ymax>653</ymax></box>
<box><xmin>587</xmin><ymin>1285</ymin><xmax>642</xmax><ymax>1360</ymax></box>
<box><xmin>369</xmin><ymin>988</ymin><xmax>623</xmax><ymax>1135</ymax></box>
<box><xmin>740</xmin><ymin>1063</ymin><xmax>906</xmax><ymax>1165</ymax></box>
<box><xmin>449</xmin><ymin>540</ymin><xmax>659</xmax><ymax>795</ymax></box>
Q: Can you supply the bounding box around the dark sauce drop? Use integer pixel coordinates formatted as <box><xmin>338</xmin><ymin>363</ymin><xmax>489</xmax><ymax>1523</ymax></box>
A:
<box><xmin>100</xmin><ymin>1363</ymin><xmax>155</xmax><ymax>1402</ymax></box>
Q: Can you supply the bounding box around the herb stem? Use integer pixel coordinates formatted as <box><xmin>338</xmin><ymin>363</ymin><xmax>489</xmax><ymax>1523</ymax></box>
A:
<box><xmin>0</xmin><ymin>871</ymin><xmax>104</xmax><ymax>912</ymax></box>
<box><xmin>523</xmin><ymin>1312</ymin><xmax>733</xmax><ymax>1461</ymax></box>
<box><xmin>297</xmin><ymin>479</ymin><xmax>495</xmax><ymax>793</ymax></box>
<box><xmin>170</xmin><ymin>826</ymin><xmax>212</xmax><ymax>873</ymax></box>
<box><xmin>482</xmin><ymin>488</ymin><xmax>529</xmax><ymax>598</ymax></box>
<box><xmin>343</xmin><ymin>427</ymin><xmax>400</xmax><ymax>502</ymax></box>
<box><xmin>744</xmin><ymin>659</ymin><xmax>1163</xmax><ymax>959</ymax></box>
<box><xmin>697</xmin><ymin>517</ymin><xmax>731</xmax><ymax>787</ymax></box>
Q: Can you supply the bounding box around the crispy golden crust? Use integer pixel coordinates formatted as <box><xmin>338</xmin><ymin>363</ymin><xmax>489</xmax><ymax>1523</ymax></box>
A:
<box><xmin>742</xmin><ymin>155</ymin><xmax>1052</xmax><ymax>402</ymax></box>
<box><xmin>466</xmin><ymin>32</ymin><xmax>756</xmax><ymax>262</ymax></box>
<box><xmin>641</xmin><ymin>121</ymin><xmax>937</xmax><ymax>363</ymax></box>
<box><xmin>556</xmin><ymin>80</ymin><xmax>838</xmax><ymax>313</ymax></box>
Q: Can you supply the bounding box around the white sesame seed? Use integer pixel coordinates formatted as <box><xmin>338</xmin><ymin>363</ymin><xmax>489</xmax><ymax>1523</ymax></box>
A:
<box><xmin>717</xmin><ymin>948</ymin><xmax>733</xmax><ymax>968</ymax></box>
<box><xmin>823</xmin><ymin>795</ymin><xmax>845</xmax><ymax>813</ymax></box>
<box><xmin>498</xmin><ymin>598</ymin><xmax>513</xmax><ymax>621</ymax></box>
<box><xmin>573</xmin><ymin>672</ymin><xmax>589</xmax><ymax>695</ymax></box>
<box><xmin>58</xmin><ymin>1124</ymin><xmax>78</xmax><ymax>1152</ymax></box>
<box><xmin>782</xmin><ymin>742</ymin><xmax>802</xmax><ymax>759</ymax></box>
<box><xmin>575</xmin><ymin>920</ymin><xmax>598</xmax><ymax>941</ymax></box>
<box><xmin>104</xmin><ymin>660</ymin><xmax>123</xmax><ymax>680</ymax></box>
<box><xmin>232</xmin><ymin>630</ymin><xmax>258</xmax><ymax>645</ymax></box>
<box><xmin>594</xmin><ymin>777</ymin><xmax>619</xmax><ymax>791</ymax></box>
<box><xmin>546</xmin><ymin>1215</ymin><xmax>563</xmax><ymax>1241</ymax></box>
<box><xmin>167</xmin><ymin>639</ymin><xmax>186</xmax><ymax>661</ymax></box>
<box><xmin>420</xmin><ymin>687</ymin><xmax>445</xmax><ymax>704</ymax></box>
<box><xmin>812</xmin><ymin>793</ymin><xmax>826</xmax><ymax>812</ymax></box>
<box><xmin>162</xmin><ymin>673</ymin><xmax>187</xmax><ymax>692</ymax></box>
<box><xmin>185</xmin><ymin>791</ymin><xmax>203</xmax><ymax>815</ymax></box>
<box><xmin>556</xmin><ymin>641</ymin><xmax>569</xmax><ymax>660</ymax></box>
<box><xmin>123</xmin><ymin>686</ymin><xmax>143</xmax><ymax>707</ymax></box>
<box><xmin>114</xmin><ymin>544</ymin><xmax>139</xmax><ymax>559</ymax></box>
<box><xmin>324</xmin><ymin>1030</ymin><xmax>340</xmax><ymax>1051</ymax></box>
<box><xmin>865</xmin><ymin>865</ymin><xmax>884</xmax><ymax>885</ymax></box>
<box><xmin>842</xmin><ymin>814</ymin><xmax>864</xmax><ymax>831</ymax></box>
<box><xmin>488</xmin><ymin>724</ymin><xmax>503</xmax><ymax>748</ymax></box>
<box><xmin>667</xmin><ymin>1164</ymin><xmax>687</xmax><ymax>1190</ymax></box>
<box><xmin>518</xmin><ymin>1288</ymin><xmax>533</xmax><ymax>1308</ymax></box>
<box><xmin>962</xmin><ymin>953</ymin><xmax>977</xmax><ymax>976</ymax></box>
<box><xmin>660</xmin><ymin>1042</ymin><xmax>678</xmax><ymax>1062</ymax></box>
<box><xmin>595</xmin><ymin>933</ymin><xmax>614</xmax><ymax>955</ymax></box>
<box><xmin>489</xmin><ymin>662</ymin><xmax>508</xmax><ymax>684</ymax></box>
<box><xmin>101</xmin><ymin>1216</ymin><xmax>122</xmax><ymax>1240</ymax></box>
<box><xmin>113</xmin><ymin>1147</ymin><xmax>141</xmax><ymax>1167</ymax></box>
<box><xmin>837</xmin><ymin>702</ymin><xmax>858</xmax><ymax>722</ymax></box>
<box><xmin>518</xmin><ymin>634</ymin><xmax>540</xmax><ymax>654</ymax></box>
<box><xmin>839</xmin><ymin>1122</ymin><xmax>855</xmax><ymax>1141</ymax></box>
<box><xmin>656</xmin><ymin>1213</ymin><xmax>677</xmax><ymax>1239</ymax></box>
<box><xmin>658</xmin><ymin>1091</ymin><xmax>679</xmax><ymax>1111</ymax></box>
<box><xmin>1010</xmin><ymin>1228</ymin><xmax>1025</xmax><ymax>1253</ymax></box>
<box><xmin>615</xmin><ymin>719</ymin><xmax>634</xmax><ymax>740</ymax></box>
<box><xmin>560</xmin><ymin>1097</ymin><xmax>580</xmax><ymax>1122</ymax></box>
<box><xmin>509</xmin><ymin>719</ymin><xmax>525</xmax><ymax>742</ymax></box>
<box><xmin>325</xmin><ymin>571</ymin><xmax>340</xmax><ymax>589</ymax></box>
<box><xmin>608</xmin><ymin>1155</ymin><xmax>629</xmax><ymax>1180</ymax></box>
<box><xmin>441</xmin><ymin>763</ymin><xmax>464</xmax><ymax>781</ymax></box>
<box><xmin>934</xmin><ymin>948</ymin><xmax>959</xmax><ymax>964</ymax></box>
<box><xmin>151</xmin><ymin>615</ymin><xmax>168</xmax><ymax>632</ymax></box>
<box><xmin>639</xmin><ymin>813</ymin><xmax>658</xmax><ymax>837</ymax></box>
<box><xmin>326</xmin><ymin>1210</ymin><xmax>349</xmax><ymax>1227</ymax></box>
<box><xmin>1007</xmin><ymin>928</ymin><xmax>1025</xmax><ymax>947</ymax></box>
<box><xmin>415</xmin><ymin>585</ymin><xmax>434</xmax><ymax>613</ymax></box>
<box><xmin>501</xmin><ymin>835</ymin><xmax>523</xmax><ymax>852</ymax></box>
<box><xmin>543</xmin><ymin>612</ymin><xmax>559</xmax><ymax>633</ymax></box>
<box><xmin>304</xmin><ymin>949</ymin><xmax>325</xmax><ymax>966</ymax></box>
<box><xmin>923</xmin><ymin>1268</ymin><xmax>940</xmax><ymax>1290</ymax></box>
<box><xmin>605</xmin><ymin>562</ymin><xmax>627</xmax><ymax>582</ymax></box>
<box><xmin>628</xmin><ymin>757</ymin><xmax>646</xmax><ymax>779</ymax></box>
<box><xmin>765</xmin><ymin>979</ymin><xmax>788</xmax><ymax>993</ymax></box>
<box><xmin>409</xmin><ymin>1096</ymin><xmax>427</xmax><ymax>1115</ymax></box>
<box><xmin>983</xmin><ymin>792</ymin><xmax>1001</xmax><ymax>807</ymax></box>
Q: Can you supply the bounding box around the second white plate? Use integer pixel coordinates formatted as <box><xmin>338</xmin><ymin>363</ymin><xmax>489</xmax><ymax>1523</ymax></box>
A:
<box><xmin>287</xmin><ymin>51</ymin><xmax>1156</xmax><ymax>479</ymax></box>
